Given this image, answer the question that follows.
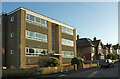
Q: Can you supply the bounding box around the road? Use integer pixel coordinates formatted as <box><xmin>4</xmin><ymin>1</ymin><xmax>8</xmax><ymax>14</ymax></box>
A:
<box><xmin>39</xmin><ymin>62</ymin><xmax>119</xmax><ymax>77</ymax></box>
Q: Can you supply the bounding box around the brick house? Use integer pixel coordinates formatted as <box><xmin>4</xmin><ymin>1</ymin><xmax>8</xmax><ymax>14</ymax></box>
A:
<box><xmin>76</xmin><ymin>35</ymin><xmax>95</xmax><ymax>60</ymax></box>
<box><xmin>113</xmin><ymin>44</ymin><xmax>120</xmax><ymax>55</ymax></box>
<box><xmin>77</xmin><ymin>36</ymin><xmax>105</xmax><ymax>60</ymax></box>
<box><xmin>105</xmin><ymin>43</ymin><xmax>113</xmax><ymax>54</ymax></box>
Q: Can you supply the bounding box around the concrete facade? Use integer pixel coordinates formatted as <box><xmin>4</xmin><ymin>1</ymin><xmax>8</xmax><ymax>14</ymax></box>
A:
<box><xmin>2</xmin><ymin>7</ymin><xmax>76</xmax><ymax>69</ymax></box>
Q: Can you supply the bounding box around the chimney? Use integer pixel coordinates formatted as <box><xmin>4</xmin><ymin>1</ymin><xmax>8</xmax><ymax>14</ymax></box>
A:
<box><xmin>77</xmin><ymin>35</ymin><xmax>80</xmax><ymax>40</ymax></box>
<box><xmin>93</xmin><ymin>37</ymin><xmax>97</xmax><ymax>41</ymax></box>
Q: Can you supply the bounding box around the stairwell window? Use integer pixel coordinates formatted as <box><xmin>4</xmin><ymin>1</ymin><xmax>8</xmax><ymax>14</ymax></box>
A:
<box><xmin>10</xmin><ymin>50</ymin><xmax>14</xmax><ymax>54</ymax></box>
<box><xmin>11</xmin><ymin>17</ymin><xmax>14</xmax><ymax>22</ymax></box>
<box><xmin>10</xmin><ymin>32</ymin><xmax>14</xmax><ymax>38</ymax></box>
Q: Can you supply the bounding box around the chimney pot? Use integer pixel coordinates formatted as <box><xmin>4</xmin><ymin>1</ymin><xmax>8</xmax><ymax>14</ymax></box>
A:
<box><xmin>77</xmin><ymin>35</ymin><xmax>80</xmax><ymax>40</ymax></box>
<box><xmin>93</xmin><ymin>37</ymin><xmax>97</xmax><ymax>41</ymax></box>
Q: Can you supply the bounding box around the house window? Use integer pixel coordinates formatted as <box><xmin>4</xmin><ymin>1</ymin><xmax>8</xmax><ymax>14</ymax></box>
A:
<box><xmin>11</xmin><ymin>17</ymin><xmax>14</xmax><ymax>22</ymax></box>
<box><xmin>10</xmin><ymin>32</ymin><xmax>14</xmax><ymax>38</ymax></box>
<box><xmin>93</xmin><ymin>47</ymin><xmax>95</xmax><ymax>52</ymax></box>
<box><xmin>99</xmin><ymin>46</ymin><xmax>101</xmax><ymax>53</ymax></box>
<box><xmin>10</xmin><ymin>50</ymin><xmax>14</xmax><ymax>54</ymax></box>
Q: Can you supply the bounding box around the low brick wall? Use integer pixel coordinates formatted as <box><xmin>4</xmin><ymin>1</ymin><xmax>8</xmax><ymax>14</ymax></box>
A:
<box><xmin>2</xmin><ymin>65</ymin><xmax>74</xmax><ymax>78</ymax></box>
<box><xmin>83</xmin><ymin>63</ymin><xmax>98</xmax><ymax>68</ymax></box>
<box><xmin>41</xmin><ymin>65</ymin><xmax>74</xmax><ymax>74</ymax></box>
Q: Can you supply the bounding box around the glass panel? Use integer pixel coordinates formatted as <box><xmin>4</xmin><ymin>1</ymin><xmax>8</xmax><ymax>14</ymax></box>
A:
<box><xmin>41</xmin><ymin>19</ymin><xmax>45</xmax><ymax>24</ymax></box>
<box><xmin>29</xmin><ymin>48</ymin><xmax>34</xmax><ymax>53</ymax></box>
<box><xmin>30</xmin><ymin>15</ymin><xmax>34</xmax><ymax>21</ymax></box>
<box><xmin>26</xmin><ymin>14</ymin><xmax>29</xmax><ymax>20</ymax></box>
<box><xmin>36</xmin><ymin>17</ymin><xmax>40</xmax><ymax>23</ymax></box>
<box><xmin>30</xmin><ymin>32</ymin><xmax>34</xmax><ymax>37</ymax></box>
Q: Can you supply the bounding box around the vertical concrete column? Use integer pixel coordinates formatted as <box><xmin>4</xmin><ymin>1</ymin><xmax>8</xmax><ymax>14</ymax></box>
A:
<box><xmin>58</xmin><ymin>25</ymin><xmax>62</xmax><ymax>65</ymax></box>
<box><xmin>48</xmin><ymin>22</ymin><xmax>52</xmax><ymax>54</ymax></box>
<box><xmin>20</xmin><ymin>9</ymin><xmax>26</xmax><ymax>68</ymax></box>
<box><xmin>74</xmin><ymin>29</ymin><xmax>77</xmax><ymax>57</ymax></box>
<box><xmin>55</xmin><ymin>25</ymin><xmax>62</xmax><ymax>65</ymax></box>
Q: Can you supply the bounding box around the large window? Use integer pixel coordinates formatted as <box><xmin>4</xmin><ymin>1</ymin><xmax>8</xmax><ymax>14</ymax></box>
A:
<box><xmin>26</xmin><ymin>14</ymin><xmax>48</xmax><ymax>28</ymax></box>
<box><xmin>62</xmin><ymin>26</ymin><xmax>73</xmax><ymax>35</ymax></box>
<box><xmin>62</xmin><ymin>38</ymin><xmax>74</xmax><ymax>47</ymax></box>
<box><xmin>26</xmin><ymin>30</ymin><xmax>48</xmax><ymax>42</ymax></box>
<box><xmin>62</xmin><ymin>51</ymin><xmax>74</xmax><ymax>58</ymax></box>
<box><xmin>26</xmin><ymin>47</ymin><xmax>47</xmax><ymax>56</ymax></box>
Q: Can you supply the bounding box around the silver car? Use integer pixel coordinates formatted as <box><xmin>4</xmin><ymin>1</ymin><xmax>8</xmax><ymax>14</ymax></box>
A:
<box><xmin>99</xmin><ymin>59</ymin><xmax>114</xmax><ymax>68</ymax></box>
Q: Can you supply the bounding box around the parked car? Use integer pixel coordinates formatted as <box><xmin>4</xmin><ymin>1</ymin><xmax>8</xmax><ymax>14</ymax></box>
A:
<box><xmin>99</xmin><ymin>59</ymin><xmax>114</xmax><ymax>68</ymax></box>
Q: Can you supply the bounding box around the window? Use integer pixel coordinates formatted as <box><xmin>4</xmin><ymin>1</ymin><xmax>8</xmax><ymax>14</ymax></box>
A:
<box><xmin>36</xmin><ymin>17</ymin><xmax>40</xmax><ymax>23</ymax></box>
<box><xmin>62</xmin><ymin>26</ymin><xmax>73</xmax><ymax>35</ymax></box>
<box><xmin>30</xmin><ymin>15</ymin><xmax>34</xmax><ymax>22</ymax></box>
<box><xmin>11</xmin><ymin>17</ymin><xmax>14</xmax><ymax>22</ymax></box>
<box><xmin>26</xmin><ymin>30</ymin><xmax>48</xmax><ymax>42</ymax></box>
<box><xmin>26</xmin><ymin>14</ymin><xmax>30</xmax><ymax>20</ymax></box>
<box><xmin>41</xmin><ymin>19</ymin><xmax>45</xmax><ymax>24</ymax></box>
<box><xmin>93</xmin><ymin>47</ymin><xmax>95</xmax><ymax>52</ymax></box>
<box><xmin>99</xmin><ymin>46</ymin><xmax>101</xmax><ymax>53</ymax></box>
<box><xmin>26</xmin><ymin>47</ymin><xmax>48</xmax><ymax>56</ymax></box>
<box><xmin>26</xmin><ymin>14</ymin><xmax>48</xmax><ymax>28</ymax></box>
<box><xmin>10</xmin><ymin>50</ymin><xmax>14</xmax><ymax>54</ymax></box>
<box><xmin>62</xmin><ymin>38</ymin><xmax>74</xmax><ymax>47</ymax></box>
<box><xmin>62</xmin><ymin>51</ymin><xmax>74</xmax><ymax>58</ymax></box>
<box><xmin>10</xmin><ymin>32</ymin><xmax>14</xmax><ymax>38</ymax></box>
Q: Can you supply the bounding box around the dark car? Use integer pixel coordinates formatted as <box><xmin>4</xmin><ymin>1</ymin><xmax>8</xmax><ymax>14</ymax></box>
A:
<box><xmin>99</xmin><ymin>59</ymin><xmax>114</xmax><ymax>68</ymax></box>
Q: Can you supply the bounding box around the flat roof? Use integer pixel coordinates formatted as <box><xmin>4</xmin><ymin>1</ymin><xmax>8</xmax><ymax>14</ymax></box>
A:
<box><xmin>7</xmin><ymin>7</ymin><xmax>75</xmax><ymax>30</ymax></box>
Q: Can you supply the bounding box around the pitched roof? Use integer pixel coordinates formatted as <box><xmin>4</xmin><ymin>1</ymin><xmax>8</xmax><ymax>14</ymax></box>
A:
<box><xmin>112</xmin><ymin>44</ymin><xmax>120</xmax><ymax>50</ymax></box>
<box><xmin>91</xmin><ymin>40</ymin><xmax>100</xmax><ymax>47</ymax></box>
<box><xmin>77</xmin><ymin>38</ymin><xmax>94</xmax><ymax>47</ymax></box>
<box><xmin>105</xmin><ymin>44</ymin><xmax>112</xmax><ymax>49</ymax></box>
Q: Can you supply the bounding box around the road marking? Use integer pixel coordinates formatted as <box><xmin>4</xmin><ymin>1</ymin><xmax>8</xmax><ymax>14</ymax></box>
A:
<box><xmin>59</xmin><ymin>74</ymin><xmax>66</xmax><ymax>77</ymax></box>
<box><xmin>88</xmin><ymin>71</ymin><xmax>98</xmax><ymax>77</ymax></box>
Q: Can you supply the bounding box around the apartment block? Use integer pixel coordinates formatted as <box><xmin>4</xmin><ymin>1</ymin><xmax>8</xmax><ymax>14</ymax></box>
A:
<box><xmin>1</xmin><ymin>7</ymin><xmax>76</xmax><ymax>69</ymax></box>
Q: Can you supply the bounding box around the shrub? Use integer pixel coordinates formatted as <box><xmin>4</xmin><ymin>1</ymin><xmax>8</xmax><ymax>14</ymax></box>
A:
<box><xmin>71</xmin><ymin>57</ymin><xmax>84</xmax><ymax>69</ymax></box>
<box><xmin>46</xmin><ymin>57</ymin><xmax>60</xmax><ymax>67</ymax></box>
